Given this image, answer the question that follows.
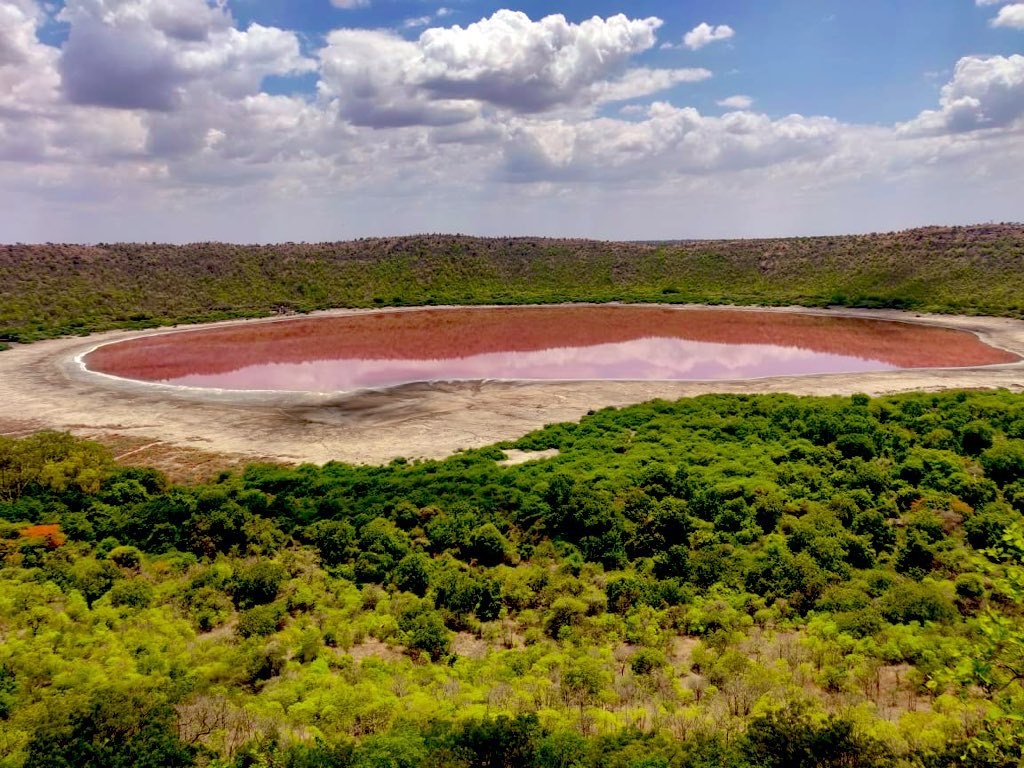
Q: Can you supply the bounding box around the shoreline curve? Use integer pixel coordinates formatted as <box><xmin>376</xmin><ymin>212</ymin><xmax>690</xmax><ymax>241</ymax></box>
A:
<box><xmin>2</xmin><ymin>303</ymin><xmax>1024</xmax><ymax>468</ymax></box>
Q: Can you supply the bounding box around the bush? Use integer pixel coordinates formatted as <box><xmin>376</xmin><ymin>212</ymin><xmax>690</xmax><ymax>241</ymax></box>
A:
<box><xmin>965</xmin><ymin>506</ymin><xmax>1018</xmax><ymax>550</ymax></box>
<box><xmin>107</xmin><ymin>545</ymin><xmax>143</xmax><ymax>570</ymax></box>
<box><xmin>23</xmin><ymin>687</ymin><xmax>194</xmax><ymax>768</ymax></box>
<box><xmin>399</xmin><ymin>608</ymin><xmax>451</xmax><ymax>661</ymax></box>
<box><xmin>878</xmin><ymin>581</ymin><xmax>956</xmax><ymax>625</ymax></box>
<box><xmin>544</xmin><ymin>597</ymin><xmax>587</xmax><ymax>639</ymax></box>
<box><xmin>961</xmin><ymin>421</ymin><xmax>995</xmax><ymax>455</ymax></box>
<box><xmin>606</xmin><ymin>574</ymin><xmax>653</xmax><ymax>614</ymax></box>
<box><xmin>833</xmin><ymin>608</ymin><xmax>885</xmax><ymax>638</ymax></box>
<box><xmin>306</xmin><ymin>519</ymin><xmax>357</xmax><ymax>567</ymax></box>
<box><xmin>980</xmin><ymin>441</ymin><xmax>1024</xmax><ymax>485</ymax></box>
<box><xmin>453</xmin><ymin>714</ymin><xmax>543</xmax><ymax>768</ymax></box>
<box><xmin>393</xmin><ymin>553</ymin><xmax>431</xmax><ymax>596</ymax></box>
<box><xmin>244</xmin><ymin>643</ymin><xmax>286</xmax><ymax>685</ymax></box>
<box><xmin>237</xmin><ymin>602</ymin><xmax>286</xmax><ymax>638</ymax></box>
<box><xmin>232</xmin><ymin>561</ymin><xmax>287</xmax><ymax>609</ymax></box>
<box><xmin>630</xmin><ymin>648</ymin><xmax>667</xmax><ymax>676</ymax></box>
<box><xmin>742</xmin><ymin>702</ymin><xmax>888</xmax><ymax>768</ymax></box>
<box><xmin>108</xmin><ymin>578</ymin><xmax>154</xmax><ymax>609</ymax></box>
<box><xmin>466</xmin><ymin>523</ymin><xmax>512</xmax><ymax>566</ymax></box>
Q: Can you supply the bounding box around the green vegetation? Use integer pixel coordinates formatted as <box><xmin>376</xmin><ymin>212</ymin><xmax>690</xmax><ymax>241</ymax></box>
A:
<box><xmin>2</xmin><ymin>390</ymin><xmax>1024</xmax><ymax>765</ymax></box>
<box><xmin>2</xmin><ymin>224</ymin><xmax>1024</xmax><ymax>343</ymax></box>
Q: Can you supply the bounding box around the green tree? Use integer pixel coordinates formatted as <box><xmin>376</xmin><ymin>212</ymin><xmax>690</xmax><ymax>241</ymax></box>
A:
<box><xmin>23</xmin><ymin>687</ymin><xmax>194</xmax><ymax>768</ymax></box>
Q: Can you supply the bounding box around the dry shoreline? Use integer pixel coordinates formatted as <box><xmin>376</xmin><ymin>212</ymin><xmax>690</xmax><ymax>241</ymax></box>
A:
<box><xmin>2</xmin><ymin>304</ymin><xmax>1024</xmax><ymax>470</ymax></box>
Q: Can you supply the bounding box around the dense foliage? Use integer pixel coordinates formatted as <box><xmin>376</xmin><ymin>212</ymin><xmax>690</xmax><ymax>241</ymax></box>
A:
<box><xmin>3</xmin><ymin>224</ymin><xmax>1024</xmax><ymax>343</ymax></box>
<box><xmin>2</xmin><ymin>390</ymin><xmax>1024</xmax><ymax>765</ymax></box>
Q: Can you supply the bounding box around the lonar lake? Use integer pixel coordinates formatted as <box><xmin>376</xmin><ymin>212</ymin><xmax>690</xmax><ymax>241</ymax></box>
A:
<box><xmin>83</xmin><ymin>306</ymin><xmax>1019</xmax><ymax>392</ymax></box>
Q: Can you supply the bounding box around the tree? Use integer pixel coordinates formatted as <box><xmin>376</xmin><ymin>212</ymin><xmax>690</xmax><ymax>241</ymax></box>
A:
<box><xmin>561</xmin><ymin>657</ymin><xmax>608</xmax><ymax>712</ymax></box>
<box><xmin>23</xmin><ymin>687</ymin><xmax>194</xmax><ymax>768</ymax></box>
<box><xmin>544</xmin><ymin>597</ymin><xmax>586</xmax><ymax>639</ymax></box>
<box><xmin>454</xmin><ymin>714</ymin><xmax>542</xmax><ymax>768</ymax></box>
<box><xmin>981</xmin><ymin>441</ymin><xmax>1024</xmax><ymax>486</ymax></box>
<box><xmin>466</xmin><ymin>523</ymin><xmax>512</xmax><ymax>566</ymax></box>
<box><xmin>393</xmin><ymin>553</ymin><xmax>431</xmax><ymax>596</ymax></box>
<box><xmin>399</xmin><ymin>607</ymin><xmax>451</xmax><ymax>661</ymax></box>
<box><xmin>232</xmin><ymin>560</ymin><xmax>287</xmax><ymax>609</ymax></box>
<box><xmin>742</xmin><ymin>702</ymin><xmax>887</xmax><ymax>768</ymax></box>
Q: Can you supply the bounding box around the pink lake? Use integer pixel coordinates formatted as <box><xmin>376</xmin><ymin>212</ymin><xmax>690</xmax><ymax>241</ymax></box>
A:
<box><xmin>84</xmin><ymin>306</ymin><xmax>1019</xmax><ymax>392</ymax></box>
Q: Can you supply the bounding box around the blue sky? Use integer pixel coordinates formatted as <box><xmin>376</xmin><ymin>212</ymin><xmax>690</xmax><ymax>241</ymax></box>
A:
<box><xmin>229</xmin><ymin>0</ymin><xmax>1023</xmax><ymax>122</ymax></box>
<box><xmin>1</xmin><ymin>0</ymin><xmax>1022</xmax><ymax>241</ymax></box>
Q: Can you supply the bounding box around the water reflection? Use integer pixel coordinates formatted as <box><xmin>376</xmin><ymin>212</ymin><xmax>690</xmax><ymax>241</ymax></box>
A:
<box><xmin>84</xmin><ymin>306</ymin><xmax>1019</xmax><ymax>392</ymax></box>
<box><xmin>168</xmin><ymin>337</ymin><xmax>894</xmax><ymax>390</ymax></box>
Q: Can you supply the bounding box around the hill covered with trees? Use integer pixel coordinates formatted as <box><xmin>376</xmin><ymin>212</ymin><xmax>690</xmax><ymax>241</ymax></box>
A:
<box><xmin>2</xmin><ymin>390</ymin><xmax>1024</xmax><ymax>766</ymax></box>
<box><xmin>2</xmin><ymin>224</ymin><xmax>1023</xmax><ymax>344</ymax></box>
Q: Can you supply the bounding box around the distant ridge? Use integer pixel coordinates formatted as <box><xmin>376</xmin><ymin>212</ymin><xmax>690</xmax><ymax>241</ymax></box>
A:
<box><xmin>2</xmin><ymin>224</ymin><xmax>1023</xmax><ymax>343</ymax></box>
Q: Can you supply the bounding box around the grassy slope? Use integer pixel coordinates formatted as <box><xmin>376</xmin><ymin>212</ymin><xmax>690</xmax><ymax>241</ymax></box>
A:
<box><xmin>2</xmin><ymin>224</ymin><xmax>1023</xmax><ymax>343</ymax></box>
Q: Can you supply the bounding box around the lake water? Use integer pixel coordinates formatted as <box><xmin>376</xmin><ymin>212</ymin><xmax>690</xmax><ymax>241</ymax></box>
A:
<box><xmin>83</xmin><ymin>306</ymin><xmax>1018</xmax><ymax>392</ymax></box>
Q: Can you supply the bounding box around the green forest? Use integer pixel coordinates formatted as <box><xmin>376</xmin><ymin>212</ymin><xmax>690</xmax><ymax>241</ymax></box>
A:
<box><xmin>3</xmin><ymin>224</ymin><xmax>1024</xmax><ymax>344</ymax></box>
<box><xmin>2</xmin><ymin>390</ymin><xmax>1024</xmax><ymax>766</ymax></box>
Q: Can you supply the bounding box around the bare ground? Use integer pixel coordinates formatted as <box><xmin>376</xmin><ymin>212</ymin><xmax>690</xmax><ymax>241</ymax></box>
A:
<box><xmin>1</xmin><ymin>305</ymin><xmax>1023</xmax><ymax>477</ymax></box>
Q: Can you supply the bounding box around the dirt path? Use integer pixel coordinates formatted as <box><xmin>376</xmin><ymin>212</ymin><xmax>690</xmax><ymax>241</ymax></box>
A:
<box><xmin>1</xmin><ymin>305</ymin><xmax>1023</xmax><ymax>471</ymax></box>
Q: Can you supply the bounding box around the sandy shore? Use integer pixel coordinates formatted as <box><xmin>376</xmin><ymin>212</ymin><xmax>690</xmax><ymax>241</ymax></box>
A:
<box><xmin>2</xmin><ymin>305</ymin><xmax>1023</xmax><ymax>470</ymax></box>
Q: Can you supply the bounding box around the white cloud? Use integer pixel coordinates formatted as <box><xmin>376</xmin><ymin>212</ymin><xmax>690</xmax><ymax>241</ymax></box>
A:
<box><xmin>1</xmin><ymin>3</ymin><xmax>1024</xmax><ymax>242</ymax></box>
<box><xmin>899</xmin><ymin>54</ymin><xmax>1024</xmax><ymax>134</ymax></box>
<box><xmin>501</xmin><ymin>103</ymin><xmax>842</xmax><ymax>184</ymax></box>
<box><xmin>319</xmin><ymin>11</ymin><xmax>693</xmax><ymax>126</ymax></box>
<box><xmin>415</xmin><ymin>11</ymin><xmax>663</xmax><ymax>110</ymax></box>
<box><xmin>992</xmin><ymin>3</ymin><xmax>1024</xmax><ymax>27</ymax></box>
<box><xmin>331</xmin><ymin>0</ymin><xmax>369</xmax><ymax>9</ymax></box>
<box><xmin>683</xmin><ymin>22</ymin><xmax>734</xmax><ymax>51</ymax></box>
<box><xmin>585</xmin><ymin>67</ymin><xmax>711</xmax><ymax>105</ymax></box>
<box><xmin>0</xmin><ymin>0</ymin><xmax>61</xmax><ymax>112</ymax></box>
<box><xmin>717</xmin><ymin>95</ymin><xmax>753</xmax><ymax>110</ymax></box>
<box><xmin>57</xmin><ymin>0</ymin><xmax>315</xmax><ymax>110</ymax></box>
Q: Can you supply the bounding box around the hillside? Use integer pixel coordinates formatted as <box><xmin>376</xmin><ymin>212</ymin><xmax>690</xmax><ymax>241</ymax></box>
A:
<box><xmin>2</xmin><ymin>224</ymin><xmax>1023</xmax><ymax>343</ymax></box>
<box><xmin>2</xmin><ymin>390</ymin><xmax>1024</xmax><ymax>766</ymax></box>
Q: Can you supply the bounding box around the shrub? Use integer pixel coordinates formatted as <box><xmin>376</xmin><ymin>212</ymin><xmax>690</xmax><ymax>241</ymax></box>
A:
<box><xmin>393</xmin><ymin>553</ymin><xmax>431</xmax><ymax>596</ymax></box>
<box><xmin>980</xmin><ymin>441</ymin><xmax>1024</xmax><ymax>485</ymax></box>
<box><xmin>742</xmin><ymin>702</ymin><xmax>888</xmax><ymax>768</ymax></box>
<box><xmin>237</xmin><ymin>602</ymin><xmax>286</xmax><ymax>638</ymax></box>
<box><xmin>108</xmin><ymin>578</ymin><xmax>154</xmax><ymax>609</ymax></box>
<box><xmin>879</xmin><ymin>581</ymin><xmax>956</xmax><ymax>625</ymax></box>
<box><xmin>232</xmin><ymin>561</ymin><xmax>287</xmax><ymax>609</ymax></box>
<box><xmin>466</xmin><ymin>523</ymin><xmax>512</xmax><ymax>566</ymax></box>
<box><xmin>630</xmin><ymin>648</ymin><xmax>668</xmax><ymax>676</ymax></box>
<box><xmin>544</xmin><ymin>597</ymin><xmax>587</xmax><ymax>639</ymax></box>
<box><xmin>107</xmin><ymin>545</ymin><xmax>143</xmax><ymax>570</ymax></box>
<box><xmin>399</xmin><ymin>607</ymin><xmax>451</xmax><ymax>661</ymax></box>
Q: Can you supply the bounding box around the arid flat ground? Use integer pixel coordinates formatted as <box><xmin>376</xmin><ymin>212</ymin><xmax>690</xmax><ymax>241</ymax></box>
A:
<box><xmin>2</xmin><ymin>305</ymin><xmax>1023</xmax><ymax>478</ymax></box>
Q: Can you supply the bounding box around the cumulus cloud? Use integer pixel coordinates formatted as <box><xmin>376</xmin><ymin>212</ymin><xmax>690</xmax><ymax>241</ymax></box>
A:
<box><xmin>501</xmin><ymin>103</ymin><xmax>842</xmax><ymax>183</ymax></box>
<box><xmin>58</xmin><ymin>0</ymin><xmax>315</xmax><ymax>110</ymax></box>
<box><xmin>0</xmin><ymin>0</ymin><xmax>61</xmax><ymax>113</ymax></box>
<box><xmin>319</xmin><ymin>11</ymin><xmax>696</xmax><ymax>126</ymax></box>
<box><xmin>992</xmin><ymin>3</ymin><xmax>1024</xmax><ymax>27</ymax></box>
<box><xmin>683</xmin><ymin>22</ymin><xmax>734</xmax><ymax>50</ymax></box>
<box><xmin>2</xmin><ymin>3</ymin><xmax>1024</xmax><ymax>242</ymax></box>
<box><xmin>415</xmin><ymin>11</ymin><xmax>663</xmax><ymax>110</ymax></box>
<box><xmin>899</xmin><ymin>54</ymin><xmax>1024</xmax><ymax>134</ymax></box>
<box><xmin>717</xmin><ymin>95</ymin><xmax>753</xmax><ymax>110</ymax></box>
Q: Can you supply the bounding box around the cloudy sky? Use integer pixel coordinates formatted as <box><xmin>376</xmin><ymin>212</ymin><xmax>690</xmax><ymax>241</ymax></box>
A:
<box><xmin>1</xmin><ymin>0</ymin><xmax>1022</xmax><ymax>243</ymax></box>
